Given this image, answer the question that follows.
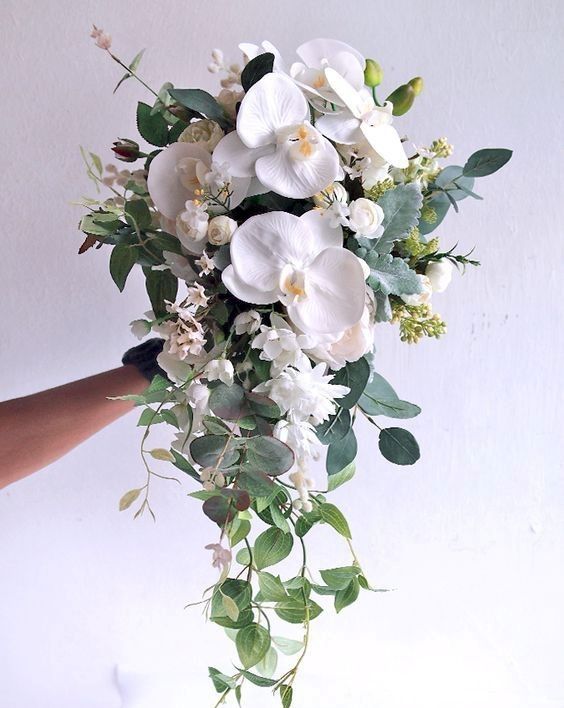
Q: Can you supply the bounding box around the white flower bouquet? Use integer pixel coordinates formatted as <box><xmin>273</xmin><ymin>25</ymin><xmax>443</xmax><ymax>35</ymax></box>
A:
<box><xmin>80</xmin><ymin>28</ymin><xmax>512</xmax><ymax>706</ymax></box>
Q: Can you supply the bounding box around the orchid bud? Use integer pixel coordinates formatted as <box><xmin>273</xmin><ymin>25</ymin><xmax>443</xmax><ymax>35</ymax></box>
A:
<box><xmin>386</xmin><ymin>83</ymin><xmax>416</xmax><ymax>116</ymax></box>
<box><xmin>364</xmin><ymin>59</ymin><xmax>383</xmax><ymax>88</ymax></box>
<box><xmin>408</xmin><ymin>76</ymin><xmax>424</xmax><ymax>96</ymax></box>
<box><xmin>112</xmin><ymin>138</ymin><xmax>140</xmax><ymax>162</ymax></box>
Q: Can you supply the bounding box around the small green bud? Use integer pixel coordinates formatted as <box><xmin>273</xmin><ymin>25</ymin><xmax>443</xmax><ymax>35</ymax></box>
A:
<box><xmin>408</xmin><ymin>76</ymin><xmax>424</xmax><ymax>96</ymax></box>
<box><xmin>364</xmin><ymin>59</ymin><xmax>384</xmax><ymax>88</ymax></box>
<box><xmin>386</xmin><ymin>84</ymin><xmax>416</xmax><ymax>116</ymax></box>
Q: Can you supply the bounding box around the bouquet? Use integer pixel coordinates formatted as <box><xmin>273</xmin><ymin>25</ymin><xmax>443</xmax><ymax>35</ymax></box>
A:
<box><xmin>80</xmin><ymin>28</ymin><xmax>511</xmax><ymax>706</ymax></box>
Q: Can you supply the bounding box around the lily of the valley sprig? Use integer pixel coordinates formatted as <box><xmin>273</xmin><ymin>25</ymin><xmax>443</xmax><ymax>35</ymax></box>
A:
<box><xmin>79</xmin><ymin>28</ymin><xmax>512</xmax><ymax>707</ymax></box>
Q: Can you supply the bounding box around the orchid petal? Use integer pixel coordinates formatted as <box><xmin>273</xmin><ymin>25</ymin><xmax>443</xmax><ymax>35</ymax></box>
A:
<box><xmin>296</xmin><ymin>38</ymin><xmax>365</xmax><ymax>70</ymax></box>
<box><xmin>329</xmin><ymin>51</ymin><xmax>365</xmax><ymax>91</ymax></box>
<box><xmin>323</xmin><ymin>68</ymin><xmax>366</xmax><ymax>118</ymax></box>
<box><xmin>212</xmin><ymin>131</ymin><xmax>274</xmax><ymax>178</ymax></box>
<box><xmin>315</xmin><ymin>112</ymin><xmax>361</xmax><ymax>144</ymax></box>
<box><xmin>237</xmin><ymin>74</ymin><xmax>308</xmax><ymax>148</ymax></box>
<box><xmin>222</xmin><ymin>265</ymin><xmax>278</xmax><ymax>305</ymax></box>
<box><xmin>360</xmin><ymin>122</ymin><xmax>408</xmax><ymax>168</ymax></box>
<box><xmin>299</xmin><ymin>210</ymin><xmax>343</xmax><ymax>252</ymax></box>
<box><xmin>147</xmin><ymin>142</ymin><xmax>211</xmax><ymax>219</ymax></box>
<box><xmin>230</xmin><ymin>176</ymin><xmax>252</xmax><ymax>209</ymax></box>
<box><xmin>255</xmin><ymin>136</ymin><xmax>340</xmax><ymax>199</ymax></box>
<box><xmin>287</xmin><ymin>247</ymin><xmax>366</xmax><ymax>334</ymax></box>
<box><xmin>246</xmin><ymin>177</ymin><xmax>269</xmax><ymax>197</ymax></box>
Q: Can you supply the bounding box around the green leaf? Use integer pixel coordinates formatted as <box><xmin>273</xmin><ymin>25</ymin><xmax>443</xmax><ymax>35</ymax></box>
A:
<box><xmin>256</xmin><ymin>646</ymin><xmax>278</xmax><ymax>678</ymax></box>
<box><xmin>236</xmin><ymin>547</ymin><xmax>251</xmax><ymax>566</ymax></box>
<box><xmin>378</xmin><ymin>427</ymin><xmax>420</xmax><ymax>465</ymax></box>
<box><xmin>462</xmin><ymin>148</ymin><xmax>512</xmax><ymax>178</ymax></box>
<box><xmin>125</xmin><ymin>199</ymin><xmax>152</xmax><ymax>230</ymax></box>
<box><xmin>238</xmin><ymin>469</ymin><xmax>276</xmax><ymax>497</ymax></box>
<box><xmin>170</xmin><ymin>449</ymin><xmax>199</xmax><ymax>481</ymax></box>
<box><xmin>168</xmin><ymin>88</ymin><xmax>231</xmax><ymax>130</ymax></box>
<box><xmin>209</xmin><ymin>383</ymin><xmax>249</xmax><ymax>420</ymax></box>
<box><xmin>212</xmin><ymin>579</ymin><xmax>252</xmax><ymax>617</ymax></box>
<box><xmin>335</xmin><ymin>577</ymin><xmax>360</xmax><ymax>613</ymax></box>
<box><xmin>109</xmin><ymin>244</ymin><xmax>136</xmax><ymax>292</ymax></box>
<box><xmin>327</xmin><ymin>461</ymin><xmax>356</xmax><ymax>491</ymax></box>
<box><xmin>245</xmin><ymin>391</ymin><xmax>281</xmax><ymax>419</ymax></box>
<box><xmin>294</xmin><ymin>506</ymin><xmax>322</xmax><ymax>537</ymax></box>
<box><xmin>190</xmin><ymin>434</ymin><xmax>239</xmax><ymax>468</ymax></box>
<box><xmin>203</xmin><ymin>490</ymin><xmax>250</xmax><ymax>526</ymax></box>
<box><xmin>374</xmin><ymin>182</ymin><xmax>423</xmax><ymax>251</ymax></box>
<box><xmin>331</xmin><ymin>357</ymin><xmax>371</xmax><ymax>408</ymax></box>
<box><xmin>358</xmin><ymin>373</ymin><xmax>421</xmax><ymax>419</ymax></box>
<box><xmin>315</xmin><ymin>407</ymin><xmax>351</xmax><ymax>445</ymax></box>
<box><xmin>274</xmin><ymin>597</ymin><xmax>323</xmax><ymax>624</ymax></box>
<box><xmin>236</xmin><ymin>623</ymin><xmax>270</xmax><ymax>669</ymax></box>
<box><xmin>258</xmin><ymin>572</ymin><xmax>289</xmax><ymax>602</ymax></box>
<box><xmin>136</xmin><ymin>102</ymin><xmax>169</xmax><ymax>147</ymax></box>
<box><xmin>271</xmin><ymin>636</ymin><xmax>304</xmax><ymax>656</ymax></box>
<box><xmin>222</xmin><ymin>594</ymin><xmax>240</xmax><ymax>622</ymax></box>
<box><xmin>208</xmin><ymin>667</ymin><xmax>236</xmax><ymax>693</ymax></box>
<box><xmin>203</xmin><ymin>416</ymin><xmax>232</xmax><ymax>435</ymax></box>
<box><xmin>320</xmin><ymin>566</ymin><xmax>361</xmax><ymax>590</ymax></box>
<box><xmin>418</xmin><ymin>192</ymin><xmax>451</xmax><ymax>236</ymax></box>
<box><xmin>326</xmin><ymin>428</ymin><xmax>357</xmax><ymax>477</ymax></box>
<box><xmin>319</xmin><ymin>502</ymin><xmax>352</xmax><ymax>539</ymax></box>
<box><xmin>114</xmin><ymin>49</ymin><xmax>145</xmax><ymax>94</ymax></box>
<box><xmin>364</xmin><ymin>252</ymin><xmax>422</xmax><ymax>297</ymax></box>
<box><xmin>280</xmin><ymin>684</ymin><xmax>293</xmax><ymax>707</ymax></box>
<box><xmin>254</xmin><ymin>527</ymin><xmax>293</xmax><ymax>570</ymax></box>
<box><xmin>244</xmin><ymin>436</ymin><xmax>294</xmax><ymax>476</ymax></box>
<box><xmin>239</xmin><ymin>670</ymin><xmax>277</xmax><ymax>687</ymax></box>
<box><xmin>435</xmin><ymin>165</ymin><xmax>476</xmax><ymax>202</ymax></box>
<box><xmin>80</xmin><ymin>212</ymin><xmax>122</xmax><ymax>236</ymax></box>
<box><xmin>241</xmin><ymin>53</ymin><xmax>275</xmax><ymax>92</ymax></box>
<box><xmin>229</xmin><ymin>518</ymin><xmax>251</xmax><ymax>547</ymax></box>
<box><xmin>143</xmin><ymin>267</ymin><xmax>178</xmax><ymax>318</ymax></box>
<box><xmin>119</xmin><ymin>488</ymin><xmax>142</xmax><ymax>511</ymax></box>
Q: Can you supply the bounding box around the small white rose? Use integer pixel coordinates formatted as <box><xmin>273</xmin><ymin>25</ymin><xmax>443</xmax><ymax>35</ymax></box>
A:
<box><xmin>425</xmin><ymin>258</ymin><xmax>453</xmax><ymax>293</ymax></box>
<box><xmin>348</xmin><ymin>198</ymin><xmax>385</xmax><ymax>237</ymax></box>
<box><xmin>178</xmin><ymin>119</ymin><xmax>224</xmax><ymax>153</ymax></box>
<box><xmin>207</xmin><ymin>215</ymin><xmax>238</xmax><ymax>246</ymax></box>
<box><xmin>402</xmin><ymin>274</ymin><xmax>433</xmax><ymax>306</ymax></box>
<box><xmin>204</xmin><ymin>358</ymin><xmax>234</xmax><ymax>386</ymax></box>
<box><xmin>129</xmin><ymin>319</ymin><xmax>151</xmax><ymax>340</ymax></box>
<box><xmin>234</xmin><ymin>310</ymin><xmax>261</xmax><ymax>335</ymax></box>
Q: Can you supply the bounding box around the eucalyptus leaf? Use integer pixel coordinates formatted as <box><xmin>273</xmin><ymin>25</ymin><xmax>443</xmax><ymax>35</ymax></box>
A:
<box><xmin>378</xmin><ymin>427</ymin><xmax>420</xmax><ymax>465</ymax></box>
<box><xmin>326</xmin><ymin>428</ymin><xmax>357</xmax><ymax>476</ymax></box>
<box><xmin>331</xmin><ymin>357</ymin><xmax>371</xmax><ymax>408</ymax></box>
<box><xmin>190</xmin><ymin>434</ymin><xmax>239</xmax><ymax>468</ymax></box>
<box><xmin>462</xmin><ymin>148</ymin><xmax>512</xmax><ymax>178</ymax></box>
<box><xmin>315</xmin><ymin>407</ymin><xmax>351</xmax><ymax>445</ymax></box>
<box><xmin>418</xmin><ymin>192</ymin><xmax>451</xmax><ymax>236</ymax></box>
<box><xmin>168</xmin><ymin>88</ymin><xmax>231</xmax><ymax>130</ymax></box>
<box><xmin>359</xmin><ymin>372</ymin><xmax>421</xmax><ymax>419</ymax></box>
<box><xmin>209</xmin><ymin>383</ymin><xmax>248</xmax><ymax>420</ymax></box>
<box><xmin>244</xmin><ymin>436</ymin><xmax>294</xmax><ymax>476</ymax></box>
<box><xmin>435</xmin><ymin>165</ymin><xmax>476</xmax><ymax>202</ymax></box>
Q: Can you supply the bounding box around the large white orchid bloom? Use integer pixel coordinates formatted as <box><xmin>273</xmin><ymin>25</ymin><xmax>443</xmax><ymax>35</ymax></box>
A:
<box><xmin>290</xmin><ymin>38</ymin><xmax>365</xmax><ymax>106</ymax></box>
<box><xmin>316</xmin><ymin>68</ymin><xmax>408</xmax><ymax>168</ymax></box>
<box><xmin>212</xmin><ymin>73</ymin><xmax>341</xmax><ymax>199</ymax></box>
<box><xmin>147</xmin><ymin>142</ymin><xmax>250</xmax><ymax>219</ymax></box>
<box><xmin>222</xmin><ymin>210</ymin><xmax>365</xmax><ymax>334</ymax></box>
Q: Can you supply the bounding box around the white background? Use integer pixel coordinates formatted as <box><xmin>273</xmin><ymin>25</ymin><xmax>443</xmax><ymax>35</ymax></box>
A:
<box><xmin>1</xmin><ymin>1</ymin><xmax>563</xmax><ymax>707</ymax></box>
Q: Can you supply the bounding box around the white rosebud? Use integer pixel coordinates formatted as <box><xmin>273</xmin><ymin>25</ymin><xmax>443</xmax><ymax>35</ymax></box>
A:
<box><xmin>178</xmin><ymin>119</ymin><xmax>225</xmax><ymax>153</ymax></box>
<box><xmin>402</xmin><ymin>274</ymin><xmax>433</xmax><ymax>305</ymax></box>
<box><xmin>204</xmin><ymin>359</ymin><xmax>234</xmax><ymax>386</ymax></box>
<box><xmin>207</xmin><ymin>215</ymin><xmax>238</xmax><ymax>246</ymax></box>
<box><xmin>234</xmin><ymin>310</ymin><xmax>261</xmax><ymax>335</ymax></box>
<box><xmin>348</xmin><ymin>198</ymin><xmax>385</xmax><ymax>238</ymax></box>
<box><xmin>425</xmin><ymin>258</ymin><xmax>454</xmax><ymax>293</ymax></box>
<box><xmin>129</xmin><ymin>319</ymin><xmax>151</xmax><ymax>340</ymax></box>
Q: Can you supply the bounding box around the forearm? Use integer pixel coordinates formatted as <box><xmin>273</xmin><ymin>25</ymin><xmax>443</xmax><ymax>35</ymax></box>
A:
<box><xmin>0</xmin><ymin>365</ymin><xmax>148</xmax><ymax>489</ymax></box>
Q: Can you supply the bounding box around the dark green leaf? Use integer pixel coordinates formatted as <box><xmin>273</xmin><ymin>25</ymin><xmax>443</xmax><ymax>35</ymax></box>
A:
<box><xmin>378</xmin><ymin>427</ymin><xmax>420</xmax><ymax>465</ymax></box>
<box><xmin>229</xmin><ymin>518</ymin><xmax>251</xmax><ymax>547</ymax></box>
<box><xmin>358</xmin><ymin>373</ymin><xmax>421</xmax><ymax>419</ymax></box>
<box><xmin>244</xmin><ymin>436</ymin><xmax>294</xmax><ymax>476</ymax></box>
<box><xmin>245</xmin><ymin>391</ymin><xmax>281</xmax><ymax>419</ymax></box>
<box><xmin>274</xmin><ymin>597</ymin><xmax>323</xmax><ymax>624</ymax></box>
<box><xmin>326</xmin><ymin>428</ymin><xmax>357</xmax><ymax>477</ymax></box>
<box><xmin>462</xmin><ymin>148</ymin><xmax>512</xmax><ymax>178</ymax></box>
<box><xmin>170</xmin><ymin>449</ymin><xmax>199</xmax><ymax>481</ymax></box>
<box><xmin>80</xmin><ymin>212</ymin><xmax>122</xmax><ymax>236</ymax></box>
<box><xmin>254</xmin><ymin>527</ymin><xmax>293</xmax><ymax>570</ymax></box>
<box><xmin>209</xmin><ymin>383</ymin><xmax>249</xmax><ymax>420</ymax></box>
<box><xmin>335</xmin><ymin>577</ymin><xmax>360</xmax><ymax>613</ymax></box>
<box><xmin>319</xmin><ymin>502</ymin><xmax>352</xmax><ymax>539</ymax></box>
<box><xmin>241</xmin><ymin>53</ymin><xmax>275</xmax><ymax>92</ymax></box>
<box><xmin>239</xmin><ymin>670</ymin><xmax>277</xmax><ymax>687</ymax></box>
<box><xmin>332</xmin><ymin>357</ymin><xmax>371</xmax><ymax>408</ymax></box>
<box><xmin>258</xmin><ymin>571</ymin><xmax>288</xmax><ymax>602</ymax></box>
<box><xmin>190</xmin><ymin>434</ymin><xmax>239</xmax><ymax>468</ymax></box>
<box><xmin>238</xmin><ymin>469</ymin><xmax>276</xmax><ymax>497</ymax></box>
<box><xmin>236</xmin><ymin>623</ymin><xmax>270</xmax><ymax>669</ymax></box>
<box><xmin>320</xmin><ymin>566</ymin><xmax>361</xmax><ymax>590</ymax></box>
<box><xmin>315</xmin><ymin>407</ymin><xmax>351</xmax><ymax>445</ymax></box>
<box><xmin>208</xmin><ymin>667</ymin><xmax>236</xmax><ymax>693</ymax></box>
<box><xmin>280</xmin><ymin>684</ymin><xmax>293</xmax><ymax>707</ymax></box>
<box><xmin>168</xmin><ymin>88</ymin><xmax>231</xmax><ymax>130</ymax></box>
<box><xmin>143</xmin><ymin>267</ymin><xmax>178</xmax><ymax>318</ymax></box>
<box><xmin>124</xmin><ymin>199</ymin><xmax>152</xmax><ymax>230</ymax></box>
<box><xmin>109</xmin><ymin>244</ymin><xmax>136</xmax><ymax>292</ymax></box>
<box><xmin>136</xmin><ymin>102</ymin><xmax>169</xmax><ymax>147</ymax></box>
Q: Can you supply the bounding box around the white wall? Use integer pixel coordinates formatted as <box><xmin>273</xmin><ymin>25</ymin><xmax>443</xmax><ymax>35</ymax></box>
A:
<box><xmin>1</xmin><ymin>1</ymin><xmax>562</xmax><ymax>706</ymax></box>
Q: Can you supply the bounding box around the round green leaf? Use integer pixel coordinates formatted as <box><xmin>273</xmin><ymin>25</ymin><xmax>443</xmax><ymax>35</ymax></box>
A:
<box><xmin>209</xmin><ymin>383</ymin><xmax>249</xmax><ymax>420</ymax></box>
<box><xmin>190</xmin><ymin>434</ymin><xmax>239</xmax><ymax>468</ymax></box>
<box><xmin>462</xmin><ymin>148</ymin><xmax>512</xmax><ymax>178</ymax></box>
<box><xmin>254</xmin><ymin>527</ymin><xmax>293</xmax><ymax>570</ymax></box>
<box><xmin>236</xmin><ymin>623</ymin><xmax>270</xmax><ymax>669</ymax></box>
<box><xmin>378</xmin><ymin>427</ymin><xmax>420</xmax><ymax>465</ymax></box>
<box><xmin>244</xmin><ymin>436</ymin><xmax>294</xmax><ymax>476</ymax></box>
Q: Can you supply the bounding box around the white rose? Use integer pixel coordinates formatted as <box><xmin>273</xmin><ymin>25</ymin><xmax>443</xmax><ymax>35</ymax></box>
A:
<box><xmin>204</xmin><ymin>359</ymin><xmax>234</xmax><ymax>386</ymax></box>
<box><xmin>234</xmin><ymin>310</ymin><xmax>261</xmax><ymax>335</ymax></box>
<box><xmin>402</xmin><ymin>274</ymin><xmax>433</xmax><ymax>306</ymax></box>
<box><xmin>348</xmin><ymin>198</ymin><xmax>385</xmax><ymax>237</ymax></box>
<box><xmin>216</xmin><ymin>89</ymin><xmax>244</xmax><ymax>119</ymax></box>
<box><xmin>178</xmin><ymin>119</ymin><xmax>224</xmax><ymax>152</ymax></box>
<box><xmin>425</xmin><ymin>258</ymin><xmax>453</xmax><ymax>293</ymax></box>
<box><xmin>207</xmin><ymin>215</ymin><xmax>238</xmax><ymax>246</ymax></box>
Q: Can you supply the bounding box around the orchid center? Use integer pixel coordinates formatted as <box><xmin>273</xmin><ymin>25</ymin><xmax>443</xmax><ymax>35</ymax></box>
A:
<box><xmin>277</xmin><ymin>123</ymin><xmax>320</xmax><ymax>162</ymax></box>
<box><xmin>279</xmin><ymin>263</ymin><xmax>308</xmax><ymax>303</ymax></box>
<box><xmin>176</xmin><ymin>157</ymin><xmax>207</xmax><ymax>191</ymax></box>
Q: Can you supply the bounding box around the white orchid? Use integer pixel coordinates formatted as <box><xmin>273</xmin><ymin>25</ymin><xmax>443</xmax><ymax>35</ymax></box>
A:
<box><xmin>289</xmin><ymin>38</ymin><xmax>365</xmax><ymax>107</ymax></box>
<box><xmin>222</xmin><ymin>209</ymin><xmax>366</xmax><ymax>335</ymax></box>
<box><xmin>212</xmin><ymin>73</ymin><xmax>341</xmax><ymax>199</ymax></box>
<box><xmin>147</xmin><ymin>142</ymin><xmax>249</xmax><ymax>220</ymax></box>
<box><xmin>316</xmin><ymin>69</ymin><xmax>408</xmax><ymax>168</ymax></box>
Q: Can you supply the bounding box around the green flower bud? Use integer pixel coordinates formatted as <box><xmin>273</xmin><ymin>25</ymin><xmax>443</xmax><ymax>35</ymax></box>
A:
<box><xmin>408</xmin><ymin>77</ymin><xmax>424</xmax><ymax>96</ymax></box>
<box><xmin>386</xmin><ymin>84</ymin><xmax>416</xmax><ymax>116</ymax></box>
<box><xmin>364</xmin><ymin>59</ymin><xmax>383</xmax><ymax>88</ymax></box>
